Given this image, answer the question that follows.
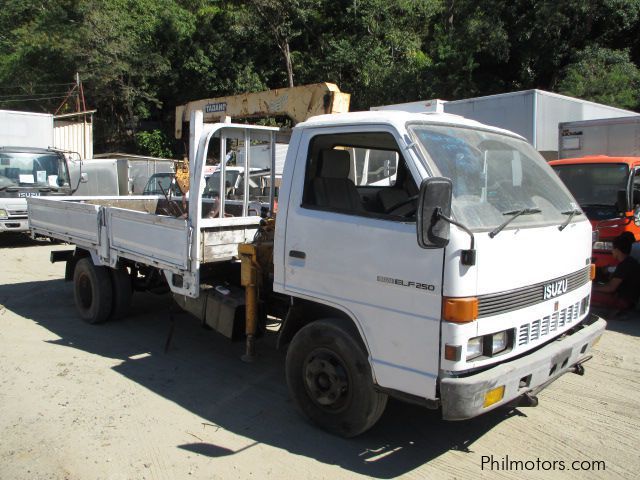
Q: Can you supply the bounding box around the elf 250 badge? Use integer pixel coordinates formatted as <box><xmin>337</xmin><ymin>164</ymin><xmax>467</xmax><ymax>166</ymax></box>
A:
<box><xmin>377</xmin><ymin>275</ymin><xmax>436</xmax><ymax>292</ymax></box>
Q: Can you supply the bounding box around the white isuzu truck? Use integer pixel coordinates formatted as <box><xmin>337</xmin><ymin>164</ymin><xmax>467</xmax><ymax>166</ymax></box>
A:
<box><xmin>28</xmin><ymin>110</ymin><xmax>605</xmax><ymax>437</ymax></box>
<box><xmin>0</xmin><ymin>110</ymin><xmax>78</xmax><ymax>233</ymax></box>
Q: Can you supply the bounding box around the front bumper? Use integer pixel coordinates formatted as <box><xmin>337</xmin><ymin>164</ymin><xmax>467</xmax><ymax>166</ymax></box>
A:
<box><xmin>0</xmin><ymin>218</ymin><xmax>29</xmax><ymax>232</ymax></box>
<box><xmin>440</xmin><ymin>314</ymin><xmax>606</xmax><ymax>420</ymax></box>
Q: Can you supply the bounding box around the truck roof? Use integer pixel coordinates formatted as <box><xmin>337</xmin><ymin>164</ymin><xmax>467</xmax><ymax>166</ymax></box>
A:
<box><xmin>298</xmin><ymin>110</ymin><xmax>526</xmax><ymax>140</ymax></box>
<box><xmin>0</xmin><ymin>146</ymin><xmax>59</xmax><ymax>154</ymax></box>
<box><xmin>550</xmin><ymin>155</ymin><xmax>640</xmax><ymax>166</ymax></box>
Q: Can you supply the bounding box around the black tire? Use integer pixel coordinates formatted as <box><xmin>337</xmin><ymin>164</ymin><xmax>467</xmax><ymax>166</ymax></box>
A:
<box><xmin>73</xmin><ymin>258</ymin><xmax>113</xmax><ymax>324</ymax></box>
<box><xmin>285</xmin><ymin>318</ymin><xmax>388</xmax><ymax>437</ymax></box>
<box><xmin>109</xmin><ymin>266</ymin><xmax>132</xmax><ymax>320</ymax></box>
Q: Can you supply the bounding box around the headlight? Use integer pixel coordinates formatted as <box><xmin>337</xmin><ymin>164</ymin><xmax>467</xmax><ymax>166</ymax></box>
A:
<box><xmin>466</xmin><ymin>330</ymin><xmax>513</xmax><ymax>362</ymax></box>
<box><xmin>0</xmin><ymin>208</ymin><xmax>8</xmax><ymax>220</ymax></box>
<box><xmin>491</xmin><ymin>331</ymin><xmax>508</xmax><ymax>354</ymax></box>
<box><xmin>593</xmin><ymin>241</ymin><xmax>613</xmax><ymax>251</ymax></box>
<box><xmin>467</xmin><ymin>336</ymin><xmax>483</xmax><ymax>360</ymax></box>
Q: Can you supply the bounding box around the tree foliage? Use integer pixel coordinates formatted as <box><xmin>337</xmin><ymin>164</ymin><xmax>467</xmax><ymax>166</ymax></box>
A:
<box><xmin>0</xmin><ymin>0</ymin><xmax>638</xmax><ymax>154</ymax></box>
<box><xmin>134</xmin><ymin>129</ymin><xmax>174</xmax><ymax>157</ymax></box>
<box><xmin>558</xmin><ymin>46</ymin><xmax>640</xmax><ymax>110</ymax></box>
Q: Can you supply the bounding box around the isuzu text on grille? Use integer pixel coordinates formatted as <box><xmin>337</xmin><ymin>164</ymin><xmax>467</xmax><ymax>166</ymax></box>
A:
<box><xmin>544</xmin><ymin>279</ymin><xmax>568</xmax><ymax>300</ymax></box>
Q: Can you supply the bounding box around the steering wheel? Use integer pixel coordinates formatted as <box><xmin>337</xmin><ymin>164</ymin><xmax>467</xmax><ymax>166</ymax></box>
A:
<box><xmin>384</xmin><ymin>194</ymin><xmax>419</xmax><ymax>217</ymax></box>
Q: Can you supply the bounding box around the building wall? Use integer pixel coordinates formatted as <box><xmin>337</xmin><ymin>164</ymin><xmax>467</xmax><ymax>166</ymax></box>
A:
<box><xmin>53</xmin><ymin>120</ymin><xmax>93</xmax><ymax>159</ymax></box>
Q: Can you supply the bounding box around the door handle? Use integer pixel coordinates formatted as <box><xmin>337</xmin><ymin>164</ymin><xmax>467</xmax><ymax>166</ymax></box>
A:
<box><xmin>289</xmin><ymin>250</ymin><xmax>306</xmax><ymax>259</ymax></box>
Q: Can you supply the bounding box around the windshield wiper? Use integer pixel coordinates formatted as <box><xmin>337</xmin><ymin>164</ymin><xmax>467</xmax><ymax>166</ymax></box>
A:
<box><xmin>559</xmin><ymin>209</ymin><xmax>583</xmax><ymax>231</ymax></box>
<box><xmin>489</xmin><ymin>208</ymin><xmax>541</xmax><ymax>238</ymax></box>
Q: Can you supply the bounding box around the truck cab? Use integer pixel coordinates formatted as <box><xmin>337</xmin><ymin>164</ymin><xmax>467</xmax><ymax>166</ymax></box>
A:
<box><xmin>0</xmin><ymin>146</ymin><xmax>73</xmax><ymax>232</ymax></box>
<box><xmin>275</xmin><ymin>111</ymin><xmax>602</xmax><ymax>428</ymax></box>
<box><xmin>549</xmin><ymin>155</ymin><xmax>640</xmax><ymax>280</ymax></box>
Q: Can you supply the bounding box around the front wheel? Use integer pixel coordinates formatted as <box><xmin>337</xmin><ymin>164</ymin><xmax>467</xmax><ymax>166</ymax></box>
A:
<box><xmin>285</xmin><ymin>318</ymin><xmax>387</xmax><ymax>437</ymax></box>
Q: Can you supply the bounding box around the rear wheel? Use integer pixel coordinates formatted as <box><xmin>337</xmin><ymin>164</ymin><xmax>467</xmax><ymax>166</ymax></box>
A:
<box><xmin>73</xmin><ymin>258</ymin><xmax>113</xmax><ymax>324</ymax></box>
<box><xmin>285</xmin><ymin>318</ymin><xmax>387</xmax><ymax>437</ymax></box>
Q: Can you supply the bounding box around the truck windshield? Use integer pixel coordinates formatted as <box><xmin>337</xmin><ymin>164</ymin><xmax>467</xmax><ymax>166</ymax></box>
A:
<box><xmin>143</xmin><ymin>173</ymin><xmax>181</xmax><ymax>196</ymax></box>
<box><xmin>0</xmin><ymin>151</ymin><xmax>70</xmax><ymax>190</ymax></box>
<box><xmin>551</xmin><ymin>163</ymin><xmax>628</xmax><ymax>220</ymax></box>
<box><xmin>409</xmin><ymin>124</ymin><xmax>578</xmax><ymax>232</ymax></box>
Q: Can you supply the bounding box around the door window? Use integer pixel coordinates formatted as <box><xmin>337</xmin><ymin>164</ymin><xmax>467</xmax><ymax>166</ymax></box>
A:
<box><xmin>302</xmin><ymin>132</ymin><xmax>417</xmax><ymax>220</ymax></box>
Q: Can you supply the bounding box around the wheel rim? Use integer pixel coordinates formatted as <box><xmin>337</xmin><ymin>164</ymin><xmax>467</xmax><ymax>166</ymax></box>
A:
<box><xmin>303</xmin><ymin>348</ymin><xmax>351</xmax><ymax>412</ymax></box>
<box><xmin>77</xmin><ymin>273</ymin><xmax>93</xmax><ymax>310</ymax></box>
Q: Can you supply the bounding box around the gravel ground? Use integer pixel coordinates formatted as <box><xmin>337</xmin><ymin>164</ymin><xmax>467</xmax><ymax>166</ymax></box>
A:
<box><xmin>1</xmin><ymin>233</ymin><xmax>639</xmax><ymax>480</ymax></box>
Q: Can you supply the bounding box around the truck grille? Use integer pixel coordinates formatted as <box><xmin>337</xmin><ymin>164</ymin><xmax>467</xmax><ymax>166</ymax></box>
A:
<box><xmin>477</xmin><ymin>267</ymin><xmax>590</xmax><ymax>318</ymax></box>
<box><xmin>8</xmin><ymin>209</ymin><xmax>28</xmax><ymax>218</ymax></box>
<box><xmin>517</xmin><ymin>300</ymin><xmax>581</xmax><ymax>346</ymax></box>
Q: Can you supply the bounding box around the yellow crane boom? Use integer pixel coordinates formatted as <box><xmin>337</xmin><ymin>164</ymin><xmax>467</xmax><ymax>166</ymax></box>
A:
<box><xmin>173</xmin><ymin>82</ymin><xmax>350</xmax><ymax>195</ymax></box>
<box><xmin>174</xmin><ymin>82</ymin><xmax>350</xmax><ymax>139</ymax></box>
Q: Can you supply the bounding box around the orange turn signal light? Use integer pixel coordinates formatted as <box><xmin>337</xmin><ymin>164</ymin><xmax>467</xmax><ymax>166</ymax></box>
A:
<box><xmin>589</xmin><ymin>263</ymin><xmax>596</xmax><ymax>281</ymax></box>
<box><xmin>443</xmin><ymin>297</ymin><xmax>478</xmax><ymax>323</ymax></box>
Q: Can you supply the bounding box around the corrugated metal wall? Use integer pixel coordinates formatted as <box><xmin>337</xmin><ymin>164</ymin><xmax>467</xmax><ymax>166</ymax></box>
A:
<box><xmin>53</xmin><ymin>120</ymin><xmax>93</xmax><ymax>159</ymax></box>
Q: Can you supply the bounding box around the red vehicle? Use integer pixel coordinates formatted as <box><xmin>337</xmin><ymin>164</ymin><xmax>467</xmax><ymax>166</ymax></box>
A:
<box><xmin>550</xmin><ymin>155</ymin><xmax>640</xmax><ymax>280</ymax></box>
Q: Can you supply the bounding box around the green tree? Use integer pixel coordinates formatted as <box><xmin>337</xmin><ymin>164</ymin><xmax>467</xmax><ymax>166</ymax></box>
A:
<box><xmin>306</xmin><ymin>0</ymin><xmax>440</xmax><ymax>109</ymax></box>
<box><xmin>558</xmin><ymin>46</ymin><xmax>640</xmax><ymax>110</ymax></box>
<box><xmin>2</xmin><ymin>0</ymin><xmax>639</xmax><ymax>156</ymax></box>
<box><xmin>134</xmin><ymin>129</ymin><xmax>174</xmax><ymax>157</ymax></box>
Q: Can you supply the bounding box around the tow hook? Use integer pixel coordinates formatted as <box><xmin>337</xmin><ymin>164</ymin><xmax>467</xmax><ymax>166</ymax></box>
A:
<box><xmin>569</xmin><ymin>355</ymin><xmax>591</xmax><ymax>376</ymax></box>
<box><xmin>570</xmin><ymin>363</ymin><xmax>585</xmax><ymax>376</ymax></box>
<box><xmin>519</xmin><ymin>392</ymin><xmax>539</xmax><ymax>407</ymax></box>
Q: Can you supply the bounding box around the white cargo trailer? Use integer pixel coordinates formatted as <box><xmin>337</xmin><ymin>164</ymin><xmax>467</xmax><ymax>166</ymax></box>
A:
<box><xmin>373</xmin><ymin>90</ymin><xmax>637</xmax><ymax>160</ymax></box>
<box><xmin>558</xmin><ymin>116</ymin><xmax>640</xmax><ymax>159</ymax></box>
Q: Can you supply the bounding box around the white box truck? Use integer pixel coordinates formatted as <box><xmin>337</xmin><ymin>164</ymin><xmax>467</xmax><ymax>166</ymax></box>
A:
<box><xmin>559</xmin><ymin>116</ymin><xmax>640</xmax><ymax>159</ymax></box>
<box><xmin>374</xmin><ymin>90</ymin><xmax>637</xmax><ymax>160</ymax></box>
<box><xmin>0</xmin><ymin>110</ymin><xmax>79</xmax><ymax>233</ymax></box>
<box><xmin>28</xmin><ymin>110</ymin><xmax>605</xmax><ymax>437</ymax></box>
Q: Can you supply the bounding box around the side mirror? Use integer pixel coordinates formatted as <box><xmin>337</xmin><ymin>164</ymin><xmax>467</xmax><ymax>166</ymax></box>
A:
<box><xmin>616</xmin><ymin>189</ymin><xmax>630</xmax><ymax>213</ymax></box>
<box><xmin>80</xmin><ymin>172</ymin><xmax>89</xmax><ymax>183</ymax></box>
<box><xmin>417</xmin><ymin>177</ymin><xmax>453</xmax><ymax>249</ymax></box>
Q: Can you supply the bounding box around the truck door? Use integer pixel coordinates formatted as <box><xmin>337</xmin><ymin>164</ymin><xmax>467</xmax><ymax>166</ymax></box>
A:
<box><xmin>283</xmin><ymin>126</ymin><xmax>443</xmax><ymax>399</ymax></box>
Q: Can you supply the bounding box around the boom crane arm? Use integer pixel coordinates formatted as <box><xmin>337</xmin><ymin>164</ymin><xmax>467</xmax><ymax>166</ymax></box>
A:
<box><xmin>173</xmin><ymin>82</ymin><xmax>350</xmax><ymax>195</ymax></box>
<box><xmin>175</xmin><ymin>82</ymin><xmax>350</xmax><ymax>139</ymax></box>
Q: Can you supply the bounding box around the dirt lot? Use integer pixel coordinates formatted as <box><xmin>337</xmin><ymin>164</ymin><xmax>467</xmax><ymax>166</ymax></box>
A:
<box><xmin>1</xmin><ymin>233</ymin><xmax>639</xmax><ymax>480</ymax></box>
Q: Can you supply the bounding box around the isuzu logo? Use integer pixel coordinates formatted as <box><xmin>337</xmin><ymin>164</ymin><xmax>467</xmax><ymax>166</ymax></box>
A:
<box><xmin>544</xmin><ymin>279</ymin><xmax>568</xmax><ymax>300</ymax></box>
<box><xmin>18</xmin><ymin>192</ymin><xmax>40</xmax><ymax>197</ymax></box>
